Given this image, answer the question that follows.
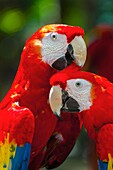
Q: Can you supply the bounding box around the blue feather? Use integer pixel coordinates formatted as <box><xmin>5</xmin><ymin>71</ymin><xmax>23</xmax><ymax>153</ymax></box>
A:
<box><xmin>98</xmin><ymin>160</ymin><xmax>108</xmax><ymax>170</ymax></box>
<box><xmin>10</xmin><ymin>143</ymin><xmax>31</xmax><ymax>170</ymax></box>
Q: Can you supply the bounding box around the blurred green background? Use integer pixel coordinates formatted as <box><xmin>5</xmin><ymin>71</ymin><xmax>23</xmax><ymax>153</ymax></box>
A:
<box><xmin>1</xmin><ymin>0</ymin><xmax>113</xmax><ymax>169</ymax></box>
<box><xmin>0</xmin><ymin>0</ymin><xmax>98</xmax><ymax>100</ymax></box>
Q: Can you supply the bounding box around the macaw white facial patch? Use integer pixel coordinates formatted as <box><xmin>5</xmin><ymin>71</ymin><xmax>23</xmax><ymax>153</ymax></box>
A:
<box><xmin>41</xmin><ymin>32</ymin><xmax>68</xmax><ymax>66</ymax></box>
<box><xmin>66</xmin><ymin>79</ymin><xmax>92</xmax><ymax>112</ymax></box>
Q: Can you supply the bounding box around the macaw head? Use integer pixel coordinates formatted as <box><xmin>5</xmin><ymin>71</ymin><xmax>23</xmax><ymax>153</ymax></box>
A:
<box><xmin>49</xmin><ymin>63</ymin><xmax>111</xmax><ymax>117</ymax></box>
<box><xmin>23</xmin><ymin>24</ymin><xmax>86</xmax><ymax>70</ymax></box>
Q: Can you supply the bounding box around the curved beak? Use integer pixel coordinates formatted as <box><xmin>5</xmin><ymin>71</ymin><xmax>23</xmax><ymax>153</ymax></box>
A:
<box><xmin>49</xmin><ymin>85</ymin><xmax>63</xmax><ymax>119</ymax></box>
<box><xmin>52</xmin><ymin>36</ymin><xmax>87</xmax><ymax>70</ymax></box>
<box><xmin>49</xmin><ymin>86</ymin><xmax>80</xmax><ymax>119</ymax></box>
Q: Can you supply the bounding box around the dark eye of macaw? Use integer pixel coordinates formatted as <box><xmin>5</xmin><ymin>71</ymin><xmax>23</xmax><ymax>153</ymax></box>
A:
<box><xmin>75</xmin><ymin>82</ymin><xmax>81</xmax><ymax>87</ymax></box>
<box><xmin>51</xmin><ymin>33</ymin><xmax>58</xmax><ymax>40</ymax></box>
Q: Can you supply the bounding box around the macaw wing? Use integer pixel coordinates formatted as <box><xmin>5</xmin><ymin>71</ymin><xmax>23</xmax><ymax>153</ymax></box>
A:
<box><xmin>28</xmin><ymin>148</ymin><xmax>46</xmax><ymax>170</ymax></box>
<box><xmin>98</xmin><ymin>160</ymin><xmax>108</xmax><ymax>170</ymax></box>
<box><xmin>0</xmin><ymin>104</ymin><xmax>34</xmax><ymax>170</ymax></box>
<box><xmin>42</xmin><ymin>112</ymin><xmax>81</xmax><ymax>169</ymax></box>
<box><xmin>96</xmin><ymin>124</ymin><xmax>113</xmax><ymax>170</ymax></box>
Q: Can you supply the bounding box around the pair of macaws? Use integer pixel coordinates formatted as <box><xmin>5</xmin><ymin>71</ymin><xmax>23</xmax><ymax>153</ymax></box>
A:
<box><xmin>1</xmin><ymin>23</ymin><xmax>113</xmax><ymax>170</ymax></box>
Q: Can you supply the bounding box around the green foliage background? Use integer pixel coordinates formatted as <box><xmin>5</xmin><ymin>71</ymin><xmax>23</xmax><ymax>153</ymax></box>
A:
<box><xmin>0</xmin><ymin>0</ymin><xmax>98</xmax><ymax>100</ymax></box>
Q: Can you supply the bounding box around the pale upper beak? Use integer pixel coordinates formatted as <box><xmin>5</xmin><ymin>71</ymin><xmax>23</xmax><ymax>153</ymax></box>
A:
<box><xmin>71</xmin><ymin>36</ymin><xmax>87</xmax><ymax>67</ymax></box>
<box><xmin>49</xmin><ymin>85</ymin><xmax>62</xmax><ymax>118</ymax></box>
<box><xmin>49</xmin><ymin>85</ymin><xmax>80</xmax><ymax>119</ymax></box>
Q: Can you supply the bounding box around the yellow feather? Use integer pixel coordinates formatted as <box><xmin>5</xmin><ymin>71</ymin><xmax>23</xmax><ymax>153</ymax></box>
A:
<box><xmin>0</xmin><ymin>133</ymin><xmax>17</xmax><ymax>170</ymax></box>
<box><xmin>108</xmin><ymin>153</ymin><xmax>113</xmax><ymax>170</ymax></box>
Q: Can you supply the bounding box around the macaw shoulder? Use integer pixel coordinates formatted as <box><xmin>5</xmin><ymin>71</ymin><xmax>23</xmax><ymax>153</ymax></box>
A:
<box><xmin>98</xmin><ymin>75</ymin><xmax>113</xmax><ymax>96</ymax></box>
<box><xmin>96</xmin><ymin>123</ymin><xmax>113</xmax><ymax>161</ymax></box>
<box><xmin>80</xmin><ymin>90</ymin><xmax>113</xmax><ymax>139</ymax></box>
<box><xmin>0</xmin><ymin>103</ymin><xmax>34</xmax><ymax>170</ymax></box>
<box><xmin>0</xmin><ymin>103</ymin><xmax>34</xmax><ymax>145</ymax></box>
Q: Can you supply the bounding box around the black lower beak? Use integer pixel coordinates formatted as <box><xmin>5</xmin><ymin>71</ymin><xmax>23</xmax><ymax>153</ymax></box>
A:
<box><xmin>52</xmin><ymin>56</ymin><xmax>67</xmax><ymax>71</ymax></box>
<box><xmin>52</xmin><ymin>44</ymin><xmax>75</xmax><ymax>70</ymax></box>
<box><xmin>61</xmin><ymin>90</ymin><xmax>80</xmax><ymax>112</ymax></box>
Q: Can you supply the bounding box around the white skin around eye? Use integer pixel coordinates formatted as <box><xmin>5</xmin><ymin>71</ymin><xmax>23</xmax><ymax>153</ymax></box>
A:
<box><xmin>66</xmin><ymin>79</ymin><xmax>92</xmax><ymax>112</ymax></box>
<box><xmin>41</xmin><ymin>32</ymin><xmax>68</xmax><ymax>66</ymax></box>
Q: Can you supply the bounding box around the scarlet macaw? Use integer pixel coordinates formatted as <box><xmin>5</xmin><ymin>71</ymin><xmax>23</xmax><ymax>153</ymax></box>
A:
<box><xmin>0</xmin><ymin>24</ymin><xmax>86</xmax><ymax>170</ymax></box>
<box><xmin>49</xmin><ymin>63</ymin><xmax>113</xmax><ymax>170</ymax></box>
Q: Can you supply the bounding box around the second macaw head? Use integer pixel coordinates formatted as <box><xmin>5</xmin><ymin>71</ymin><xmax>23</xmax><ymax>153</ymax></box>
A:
<box><xmin>22</xmin><ymin>24</ymin><xmax>87</xmax><ymax>70</ymax></box>
<box><xmin>49</xmin><ymin>63</ymin><xmax>112</xmax><ymax>117</ymax></box>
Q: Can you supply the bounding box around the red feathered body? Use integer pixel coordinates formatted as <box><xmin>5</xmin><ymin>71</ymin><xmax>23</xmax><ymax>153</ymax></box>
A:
<box><xmin>50</xmin><ymin>63</ymin><xmax>113</xmax><ymax>164</ymax></box>
<box><xmin>80</xmin><ymin>87</ymin><xmax>113</xmax><ymax>162</ymax></box>
<box><xmin>96</xmin><ymin>124</ymin><xmax>113</xmax><ymax>161</ymax></box>
<box><xmin>0</xmin><ymin>24</ymin><xmax>85</xmax><ymax>169</ymax></box>
<box><xmin>0</xmin><ymin>46</ymin><xmax>57</xmax><ymax>169</ymax></box>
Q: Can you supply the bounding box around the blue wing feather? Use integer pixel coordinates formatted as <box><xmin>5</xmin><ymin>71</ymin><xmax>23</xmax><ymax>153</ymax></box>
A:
<box><xmin>11</xmin><ymin>143</ymin><xmax>31</xmax><ymax>170</ymax></box>
<box><xmin>98</xmin><ymin>160</ymin><xmax>108</xmax><ymax>170</ymax></box>
<box><xmin>0</xmin><ymin>105</ymin><xmax>34</xmax><ymax>170</ymax></box>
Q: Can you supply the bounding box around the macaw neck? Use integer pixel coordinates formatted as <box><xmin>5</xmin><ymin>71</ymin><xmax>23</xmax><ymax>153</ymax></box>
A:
<box><xmin>79</xmin><ymin>90</ymin><xmax>113</xmax><ymax>140</ymax></box>
<box><xmin>0</xmin><ymin>58</ymin><xmax>56</xmax><ymax>115</ymax></box>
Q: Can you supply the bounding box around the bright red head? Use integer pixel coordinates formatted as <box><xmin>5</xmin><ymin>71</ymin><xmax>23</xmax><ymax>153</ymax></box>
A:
<box><xmin>50</xmin><ymin>62</ymin><xmax>111</xmax><ymax>90</ymax></box>
<box><xmin>21</xmin><ymin>24</ymin><xmax>86</xmax><ymax>71</ymax></box>
<box><xmin>28</xmin><ymin>24</ymin><xmax>84</xmax><ymax>42</ymax></box>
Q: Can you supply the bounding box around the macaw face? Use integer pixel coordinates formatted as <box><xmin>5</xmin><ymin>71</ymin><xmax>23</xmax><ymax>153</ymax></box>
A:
<box><xmin>41</xmin><ymin>32</ymin><xmax>86</xmax><ymax>70</ymax></box>
<box><xmin>49</xmin><ymin>78</ymin><xmax>93</xmax><ymax>117</ymax></box>
<box><xmin>63</xmin><ymin>79</ymin><xmax>92</xmax><ymax>112</ymax></box>
<box><xmin>23</xmin><ymin>24</ymin><xmax>86</xmax><ymax>71</ymax></box>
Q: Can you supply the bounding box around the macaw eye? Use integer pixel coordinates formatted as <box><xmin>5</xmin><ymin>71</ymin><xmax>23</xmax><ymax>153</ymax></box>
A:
<box><xmin>75</xmin><ymin>81</ymin><xmax>83</xmax><ymax>88</ymax></box>
<box><xmin>50</xmin><ymin>33</ymin><xmax>58</xmax><ymax>40</ymax></box>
